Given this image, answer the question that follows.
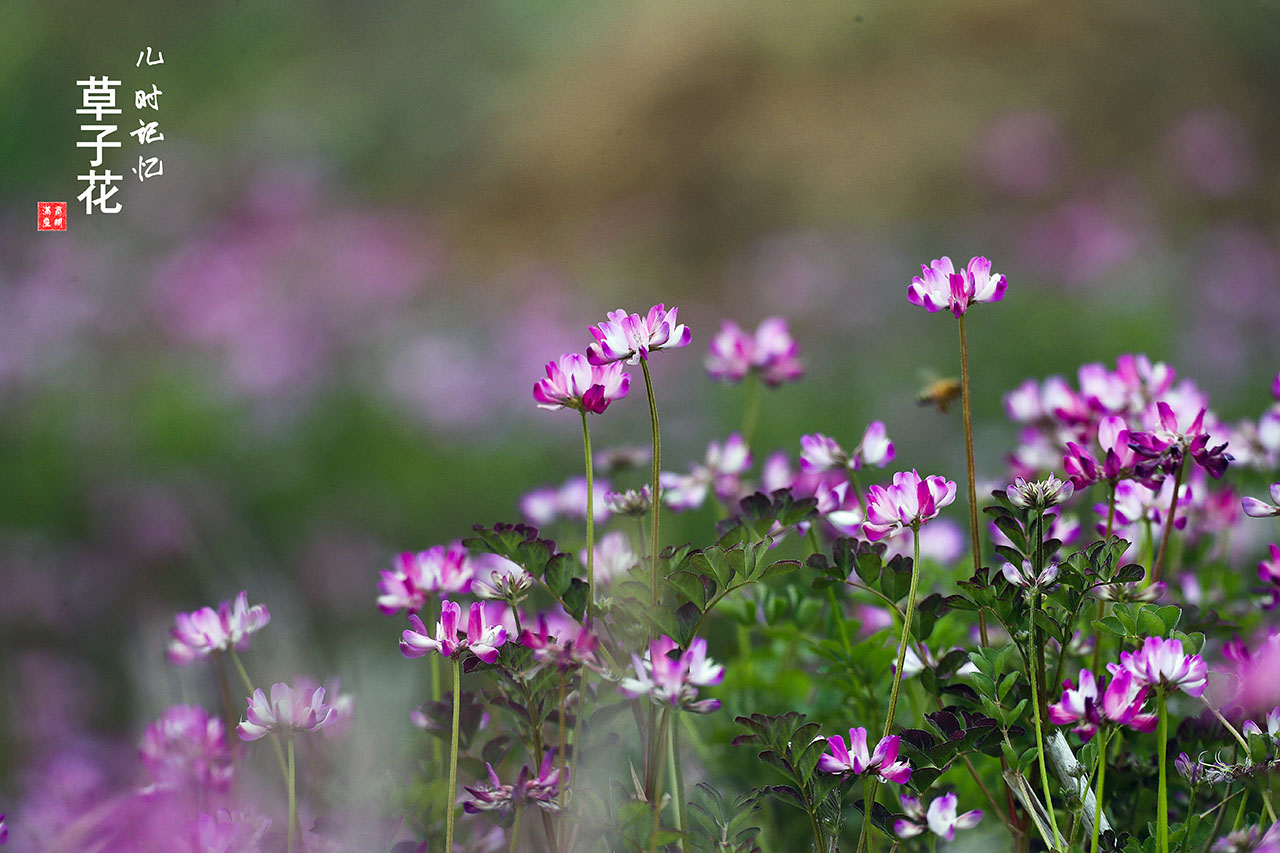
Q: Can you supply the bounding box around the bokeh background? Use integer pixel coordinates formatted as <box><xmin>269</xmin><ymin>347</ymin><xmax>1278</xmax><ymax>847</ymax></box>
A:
<box><xmin>3</xmin><ymin>0</ymin><xmax>1280</xmax><ymax>846</ymax></box>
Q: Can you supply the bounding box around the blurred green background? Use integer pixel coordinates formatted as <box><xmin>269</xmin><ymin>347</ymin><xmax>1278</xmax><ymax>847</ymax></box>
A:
<box><xmin>3</xmin><ymin>0</ymin><xmax>1279</xmax><ymax>840</ymax></box>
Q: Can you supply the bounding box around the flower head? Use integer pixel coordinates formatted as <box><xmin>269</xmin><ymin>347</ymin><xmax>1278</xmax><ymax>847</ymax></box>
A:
<box><xmin>816</xmin><ymin>727</ymin><xmax>912</xmax><ymax>784</ymax></box>
<box><xmin>862</xmin><ymin>470</ymin><xmax>957</xmax><ymax>541</ymax></box>
<box><xmin>237</xmin><ymin>681</ymin><xmax>336</xmax><ymax>741</ymax></box>
<box><xmin>191</xmin><ymin>809</ymin><xmax>273</xmax><ymax>853</ymax></box>
<box><xmin>908</xmin><ymin>256</ymin><xmax>1007</xmax><ymax>317</ymax></box>
<box><xmin>463</xmin><ymin>751</ymin><xmax>564</xmax><ymax>815</ymax></box>
<box><xmin>603</xmin><ymin>485</ymin><xmax>652</xmax><ymax>516</ymax></box>
<box><xmin>167</xmin><ymin>591</ymin><xmax>271</xmax><ymax>666</ymax></box>
<box><xmin>619</xmin><ymin>636</ymin><xmax>724</xmax><ymax>713</ymax></box>
<box><xmin>894</xmin><ymin>792</ymin><xmax>982</xmax><ymax>841</ymax></box>
<box><xmin>1111</xmin><ymin>636</ymin><xmax>1208</xmax><ymax>697</ymax></box>
<box><xmin>661</xmin><ymin>434</ymin><xmax>752</xmax><ymax>512</ymax></box>
<box><xmin>470</xmin><ymin>554</ymin><xmax>532</xmax><ymax>602</ymax></box>
<box><xmin>1008</xmin><ymin>474</ymin><xmax>1074</xmax><ymax>509</ymax></box>
<box><xmin>140</xmin><ymin>704</ymin><xmax>233</xmax><ymax>794</ymax></box>
<box><xmin>1047</xmin><ymin>668</ymin><xmax>1158</xmax><ymax>740</ymax></box>
<box><xmin>1001</xmin><ymin>558</ymin><xmax>1060</xmax><ymax>591</ymax></box>
<box><xmin>376</xmin><ymin>542</ymin><xmax>475</xmax><ymax>615</ymax></box>
<box><xmin>533</xmin><ymin>352</ymin><xmax>631</xmax><ymax>414</ymax></box>
<box><xmin>705</xmin><ymin>316</ymin><xmax>803</xmax><ymax>386</ymax></box>
<box><xmin>520</xmin><ymin>612</ymin><xmax>600</xmax><ymax>673</ymax></box>
<box><xmin>1243</xmin><ymin>483</ymin><xmax>1280</xmax><ymax>518</ymax></box>
<box><xmin>400</xmin><ymin>599</ymin><xmax>509</xmax><ymax>664</ymax></box>
<box><xmin>586</xmin><ymin>304</ymin><xmax>692</xmax><ymax>365</ymax></box>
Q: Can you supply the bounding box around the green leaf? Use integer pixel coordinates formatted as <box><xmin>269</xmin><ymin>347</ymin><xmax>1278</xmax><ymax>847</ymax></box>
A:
<box><xmin>1155</xmin><ymin>604</ymin><xmax>1182</xmax><ymax>633</ymax></box>
<box><xmin>1091</xmin><ymin>616</ymin><xmax>1126</xmax><ymax>636</ymax></box>
<box><xmin>544</xmin><ymin>552</ymin><xmax>575</xmax><ymax>596</ymax></box>
<box><xmin>762</xmin><ymin>559</ymin><xmax>801</xmax><ymax>579</ymax></box>
<box><xmin>667</xmin><ymin>570</ymin><xmax>709</xmax><ymax>609</ymax></box>
<box><xmin>562</xmin><ymin>578</ymin><xmax>589</xmax><ymax>621</ymax></box>
<box><xmin>998</xmin><ymin>671</ymin><xmax>1020</xmax><ymax>702</ymax></box>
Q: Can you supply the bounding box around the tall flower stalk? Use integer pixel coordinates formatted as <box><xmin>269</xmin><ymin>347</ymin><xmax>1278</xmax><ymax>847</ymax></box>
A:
<box><xmin>958</xmin><ymin>313</ymin><xmax>990</xmax><ymax>645</ymax></box>
<box><xmin>581</xmin><ymin>410</ymin><xmax>597</xmax><ymax>618</ymax></box>
<box><xmin>447</xmin><ymin>656</ymin><xmax>462</xmax><ymax>852</ymax></box>
<box><xmin>1156</xmin><ymin>689</ymin><xmax>1169</xmax><ymax>853</ymax></box>
<box><xmin>1028</xmin><ymin>588</ymin><xmax>1063</xmax><ymax>850</ymax></box>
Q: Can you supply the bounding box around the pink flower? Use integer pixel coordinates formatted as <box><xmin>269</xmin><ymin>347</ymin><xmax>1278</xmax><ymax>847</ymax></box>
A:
<box><xmin>908</xmin><ymin>256</ymin><xmax>1007</xmax><ymax>317</ymax></box>
<box><xmin>400</xmin><ymin>599</ymin><xmax>509</xmax><ymax>664</ymax></box>
<box><xmin>1243</xmin><ymin>483</ymin><xmax>1280</xmax><ymax>518</ymax></box>
<box><xmin>1111</xmin><ymin>636</ymin><xmax>1208</xmax><ymax>697</ymax></box>
<box><xmin>192</xmin><ymin>809</ymin><xmax>273</xmax><ymax>853</ymax></box>
<box><xmin>237</xmin><ymin>681</ymin><xmax>336</xmax><ymax>741</ymax></box>
<box><xmin>705</xmin><ymin>317</ymin><xmax>803</xmax><ymax>386</ymax></box>
<box><xmin>800</xmin><ymin>423</ymin><xmax>895</xmax><ymax>474</ymax></box>
<box><xmin>619</xmin><ymin>636</ymin><xmax>724</xmax><ymax>713</ymax></box>
<box><xmin>1047</xmin><ymin>668</ymin><xmax>1158</xmax><ymax>740</ymax></box>
<box><xmin>1259</xmin><ymin>545</ymin><xmax>1280</xmax><ymax>609</ymax></box>
<box><xmin>660</xmin><ymin>434</ymin><xmax>752</xmax><ymax>511</ymax></box>
<box><xmin>533</xmin><ymin>352</ymin><xmax>630</xmax><ymax>414</ymax></box>
<box><xmin>586</xmin><ymin>304</ymin><xmax>692</xmax><ymax>365</ymax></box>
<box><xmin>894</xmin><ymin>792</ymin><xmax>982</xmax><ymax>841</ymax></box>
<box><xmin>167</xmin><ymin>591</ymin><xmax>270</xmax><ymax>666</ymax></box>
<box><xmin>463</xmin><ymin>751</ymin><xmax>564</xmax><ymax>815</ymax></box>
<box><xmin>816</xmin><ymin>727</ymin><xmax>912</xmax><ymax>784</ymax></box>
<box><xmin>376</xmin><ymin>542</ymin><xmax>475</xmax><ymax>615</ymax></box>
<box><xmin>862</xmin><ymin>470</ymin><xmax>957</xmax><ymax>541</ymax></box>
<box><xmin>140</xmin><ymin>705</ymin><xmax>233</xmax><ymax>794</ymax></box>
<box><xmin>520</xmin><ymin>612</ymin><xmax>600</xmax><ymax>673</ymax></box>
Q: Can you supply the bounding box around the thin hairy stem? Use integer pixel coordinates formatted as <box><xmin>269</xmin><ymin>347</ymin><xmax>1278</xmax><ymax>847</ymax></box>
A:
<box><xmin>581</xmin><ymin>409</ymin><xmax>596</xmax><ymax>620</ymax></box>
<box><xmin>1151</xmin><ymin>459</ymin><xmax>1186</xmax><ymax>584</ymax></box>
<box><xmin>1029</xmin><ymin>590</ymin><xmax>1063</xmax><ymax>850</ymax></box>
<box><xmin>1090</xmin><ymin>728</ymin><xmax>1110</xmax><ymax>853</ymax></box>
<box><xmin>447</xmin><ymin>657</ymin><xmax>461</xmax><ymax>853</ymax></box>
<box><xmin>1157</xmin><ymin>690</ymin><xmax>1169</xmax><ymax>853</ymax></box>
<box><xmin>958</xmin><ymin>314</ymin><xmax>990</xmax><ymax>646</ymax></box>
<box><xmin>640</xmin><ymin>358</ymin><xmax>662</xmax><ymax>611</ymax></box>
<box><xmin>286</xmin><ymin>737</ymin><xmax>297</xmax><ymax>853</ymax></box>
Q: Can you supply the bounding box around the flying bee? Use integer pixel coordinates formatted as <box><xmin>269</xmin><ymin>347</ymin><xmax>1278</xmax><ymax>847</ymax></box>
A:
<box><xmin>917</xmin><ymin>373</ymin><xmax>962</xmax><ymax>413</ymax></box>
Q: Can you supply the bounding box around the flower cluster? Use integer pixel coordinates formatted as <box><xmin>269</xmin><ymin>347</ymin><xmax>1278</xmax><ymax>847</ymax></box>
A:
<box><xmin>894</xmin><ymin>792</ymin><xmax>982</xmax><ymax>842</ymax></box>
<box><xmin>1048</xmin><ymin>668</ymin><xmax>1157</xmax><ymax>741</ymax></box>
<box><xmin>661</xmin><ymin>433</ymin><xmax>752</xmax><ymax>511</ymax></box>
<box><xmin>533</xmin><ymin>352</ymin><xmax>631</xmax><ymax>414</ymax></box>
<box><xmin>907</xmin><ymin>255</ymin><xmax>1007</xmax><ymax>317</ymax></box>
<box><xmin>376</xmin><ymin>542</ymin><xmax>475</xmax><ymax>615</ymax></box>
<box><xmin>619</xmin><ymin>636</ymin><xmax>724</xmax><ymax>713</ymax></box>
<box><xmin>462</xmin><ymin>752</ymin><xmax>564</xmax><ymax>815</ymax></box>
<box><xmin>862</xmin><ymin>469</ymin><xmax>957</xmax><ymax>541</ymax></box>
<box><xmin>400</xmin><ymin>599</ymin><xmax>509</xmax><ymax>664</ymax></box>
<box><xmin>586</xmin><ymin>304</ymin><xmax>692</xmax><ymax>365</ymax></box>
<box><xmin>238</xmin><ymin>680</ymin><xmax>337</xmax><ymax>741</ymax></box>
<box><xmin>799</xmin><ymin>422</ymin><xmax>895</xmax><ymax>474</ymax></box>
<box><xmin>167</xmin><ymin>591</ymin><xmax>271</xmax><ymax>665</ymax></box>
<box><xmin>705</xmin><ymin>316</ymin><xmax>803</xmax><ymax>386</ymax></box>
<box><xmin>816</xmin><ymin>727</ymin><xmax>912</xmax><ymax>784</ymax></box>
<box><xmin>140</xmin><ymin>705</ymin><xmax>233</xmax><ymax>794</ymax></box>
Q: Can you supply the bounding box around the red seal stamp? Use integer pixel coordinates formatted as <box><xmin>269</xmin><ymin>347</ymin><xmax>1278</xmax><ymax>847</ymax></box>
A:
<box><xmin>38</xmin><ymin>202</ymin><xmax>67</xmax><ymax>231</ymax></box>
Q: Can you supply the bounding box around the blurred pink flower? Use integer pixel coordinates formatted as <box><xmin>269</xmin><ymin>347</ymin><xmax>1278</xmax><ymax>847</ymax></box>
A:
<box><xmin>586</xmin><ymin>304</ymin><xmax>691</xmax><ymax>365</ymax></box>
<box><xmin>1111</xmin><ymin>636</ymin><xmax>1207</xmax><ymax>697</ymax></box>
<box><xmin>705</xmin><ymin>316</ymin><xmax>803</xmax><ymax>386</ymax></box>
<box><xmin>167</xmin><ymin>592</ymin><xmax>270</xmax><ymax>666</ymax></box>
<box><xmin>140</xmin><ymin>705</ymin><xmax>233</xmax><ymax>794</ymax></box>
<box><xmin>237</xmin><ymin>681</ymin><xmax>337</xmax><ymax>741</ymax></box>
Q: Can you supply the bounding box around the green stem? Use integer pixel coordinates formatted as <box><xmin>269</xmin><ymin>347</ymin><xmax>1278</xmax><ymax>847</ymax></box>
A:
<box><xmin>1029</xmin><ymin>590</ymin><xmax>1062</xmax><ymax>850</ymax></box>
<box><xmin>883</xmin><ymin>526</ymin><xmax>923</xmax><ymax>739</ymax></box>
<box><xmin>1150</xmin><ymin>459</ymin><xmax>1186</xmax><ymax>584</ymax></box>
<box><xmin>1157</xmin><ymin>690</ymin><xmax>1169</xmax><ymax>853</ymax></box>
<box><xmin>558</xmin><ymin>675</ymin><xmax>569</xmax><ymax>810</ymax></box>
<box><xmin>958</xmin><ymin>314</ymin><xmax>990</xmax><ymax>647</ymax></box>
<box><xmin>228</xmin><ymin>649</ymin><xmax>289</xmax><ymax>784</ymax></box>
<box><xmin>508</xmin><ymin>806</ymin><xmax>523</xmax><ymax>853</ymax></box>
<box><xmin>447</xmin><ymin>657</ymin><xmax>461</xmax><ymax>853</ymax></box>
<box><xmin>212</xmin><ymin>651</ymin><xmax>237</xmax><ymax>753</ymax></box>
<box><xmin>670</xmin><ymin>711</ymin><xmax>688</xmax><ymax>853</ymax></box>
<box><xmin>807</xmin><ymin>806</ymin><xmax>829</xmax><ymax>853</ymax></box>
<box><xmin>647</xmin><ymin>707</ymin><xmax>670</xmax><ymax>852</ymax></box>
<box><xmin>640</xmin><ymin>358</ymin><xmax>662</xmax><ymax>613</ymax></box>
<box><xmin>429</xmin><ymin>599</ymin><xmax>442</xmax><ymax>766</ymax></box>
<box><xmin>286</xmin><ymin>737</ymin><xmax>297</xmax><ymax>853</ymax></box>
<box><xmin>581</xmin><ymin>409</ymin><xmax>596</xmax><ymax>621</ymax></box>
<box><xmin>857</xmin><ymin>774</ymin><xmax>876</xmax><ymax>853</ymax></box>
<box><xmin>741</xmin><ymin>371</ymin><xmax>761</xmax><ymax>448</ymax></box>
<box><xmin>1090</xmin><ymin>728</ymin><xmax>1109</xmax><ymax>853</ymax></box>
<box><xmin>1091</xmin><ymin>482</ymin><xmax>1118</xmax><ymax>675</ymax></box>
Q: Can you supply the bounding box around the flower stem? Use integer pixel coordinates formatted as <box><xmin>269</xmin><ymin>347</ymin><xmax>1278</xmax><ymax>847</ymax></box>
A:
<box><xmin>670</xmin><ymin>711</ymin><xmax>688</xmax><ymax>853</ymax></box>
<box><xmin>1091</xmin><ymin>482</ymin><xmax>1118</xmax><ymax>675</ymax></box>
<box><xmin>884</xmin><ymin>525</ymin><xmax>923</xmax><ymax>739</ymax></box>
<box><xmin>1090</xmin><ymin>729</ymin><xmax>1110</xmax><ymax>853</ymax></box>
<box><xmin>647</xmin><ymin>707</ymin><xmax>670</xmax><ymax>852</ymax></box>
<box><xmin>1150</xmin><ymin>459</ymin><xmax>1186</xmax><ymax>584</ymax></box>
<box><xmin>447</xmin><ymin>656</ymin><xmax>461</xmax><ymax>853</ymax></box>
<box><xmin>1157</xmin><ymin>689</ymin><xmax>1169</xmax><ymax>853</ymax></box>
<box><xmin>558</xmin><ymin>675</ymin><xmax>569</xmax><ymax>810</ymax></box>
<box><xmin>1029</xmin><ymin>590</ymin><xmax>1062</xmax><ymax>850</ymax></box>
<box><xmin>857</xmin><ymin>774</ymin><xmax>877</xmax><ymax>853</ymax></box>
<box><xmin>958</xmin><ymin>314</ymin><xmax>990</xmax><ymax>646</ymax></box>
<box><xmin>640</xmin><ymin>358</ymin><xmax>662</xmax><ymax>612</ymax></box>
<box><xmin>286</xmin><ymin>737</ymin><xmax>297</xmax><ymax>853</ymax></box>
<box><xmin>581</xmin><ymin>409</ymin><xmax>596</xmax><ymax>621</ymax></box>
<box><xmin>229</xmin><ymin>649</ymin><xmax>289</xmax><ymax>784</ymax></box>
<box><xmin>741</xmin><ymin>371</ymin><xmax>761</xmax><ymax>447</ymax></box>
<box><xmin>509</xmin><ymin>806</ymin><xmax>523</xmax><ymax>853</ymax></box>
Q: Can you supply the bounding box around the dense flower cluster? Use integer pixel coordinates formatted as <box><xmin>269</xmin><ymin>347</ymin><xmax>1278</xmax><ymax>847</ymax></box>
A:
<box><xmin>619</xmin><ymin>636</ymin><xmax>724</xmax><ymax>713</ymax></box>
<box><xmin>586</xmin><ymin>304</ymin><xmax>692</xmax><ymax>365</ymax></box>
<box><xmin>705</xmin><ymin>316</ymin><xmax>803</xmax><ymax>386</ymax></box>
<box><xmin>907</xmin><ymin>255</ymin><xmax>1007</xmax><ymax>317</ymax></box>
<box><xmin>894</xmin><ymin>792</ymin><xmax>982</xmax><ymax>841</ymax></box>
<box><xmin>400</xmin><ymin>599</ymin><xmax>509</xmax><ymax>663</ymax></box>
<box><xmin>862</xmin><ymin>469</ymin><xmax>957</xmax><ymax>540</ymax></box>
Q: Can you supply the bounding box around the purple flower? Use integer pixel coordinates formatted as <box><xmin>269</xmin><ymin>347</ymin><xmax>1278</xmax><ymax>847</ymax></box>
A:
<box><xmin>376</xmin><ymin>542</ymin><xmax>475</xmax><ymax>615</ymax></box>
<box><xmin>470</xmin><ymin>554</ymin><xmax>532</xmax><ymax>602</ymax></box>
<box><xmin>586</xmin><ymin>304</ymin><xmax>692</xmax><ymax>365</ymax></box>
<box><xmin>167</xmin><ymin>592</ymin><xmax>270</xmax><ymax>666</ymax></box>
<box><xmin>816</xmin><ymin>727</ymin><xmax>912</xmax><ymax>784</ymax></box>
<box><xmin>520</xmin><ymin>612</ymin><xmax>600</xmax><ymax>673</ymax></box>
<box><xmin>1111</xmin><ymin>636</ymin><xmax>1208</xmax><ymax>697</ymax></box>
<box><xmin>237</xmin><ymin>681</ymin><xmax>336</xmax><ymax>741</ymax></box>
<box><xmin>1047</xmin><ymin>668</ymin><xmax>1158</xmax><ymax>740</ymax></box>
<box><xmin>1243</xmin><ymin>483</ymin><xmax>1280</xmax><ymax>518</ymax></box>
<box><xmin>463</xmin><ymin>751</ymin><xmax>564</xmax><ymax>815</ymax></box>
<box><xmin>619</xmin><ymin>636</ymin><xmax>724</xmax><ymax>713</ymax></box>
<box><xmin>894</xmin><ymin>792</ymin><xmax>982</xmax><ymax>841</ymax></box>
<box><xmin>1259</xmin><ymin>545</ymin><xmax>1280</xmax><ymax>609</ymax></box>
<box><xmin>533</xmin><ymin>352</ymin><xmax>630</xmax><ymax>414</ymax></box>
<box><xmin>400</xmin><ymin>599</ymin><xmax>509</xmax><ymax>664</ymax></box>
<box><xmin>908</xmin><ymin>256</ymin><xmax>1007</xmax><ymax>317</ymax></box>
<box><xmin>0</xmin><ymin>813</ymin><xmax>8</xmax><ymax>845</ymax></box>
<box><xmin>1001</xmin><ymin>559</ymin><xmax>1060</xmax><ymax>591</ymax></box>
<box><xmin>580</xmin><ymin>530</ymin><xmax>638</xmax><ymax>585</ymax></box>
<box><xmin>1008</xmin><ymin>474</ymin><xmax>1074</xmax><ymax>509</ymax></box>
<box><xmin>191</xmin><ymin>809</ymin><xmax>272</xmax><ymax>853</ymax></box>
<box><xmin>801</xmin><ymin>423</ymin><xmax>895</xmax><ymax>475</ymax></box>
<box><xmin>660</xmin><ymin>434</ymin><xmax>752</xmax><ymax>512</ymax></box>
<box><xmin>1211</xmin><ymin>821</ymin><xmax>1280</xmax><ymax>853</ymax></box>
<box><xmin>705</xmin><ymin>316</ymin><xmax>803</xmax><ymax>386</ymax></box>
<box><xmin>520</xmin><ymin>477</ymin><xmax>611</xmax><ymax>526</ymax></box>
<box><xmin>862</xmin><ymin>470</ymin><xmax>957</xmax><ymax>541</ymax></box>
<box><xmin>603</xmin><ymin>485</ymin><xmax>651</xmax><ymax>516</ymax></box>
<box><xmin>140</xmin><ymin>705</ymin><xmax>233</xmax><ymax>794</ymax></box>
<box><xmin>1128</xmin><ymin>402</ymin><xmax>1232</xmax><ymax>484</ymax></box>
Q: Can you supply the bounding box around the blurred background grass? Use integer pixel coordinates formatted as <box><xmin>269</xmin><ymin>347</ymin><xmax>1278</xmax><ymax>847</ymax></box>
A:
<box><xmin>2</xmin><ymin>0</ymin><xmax>1279</xmax><ymax>836</ymax></box>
